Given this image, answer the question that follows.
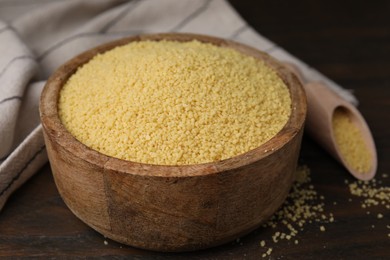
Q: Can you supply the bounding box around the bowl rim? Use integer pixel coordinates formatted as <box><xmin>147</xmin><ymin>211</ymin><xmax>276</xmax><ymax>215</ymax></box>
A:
<box><xmin>40</xmin><ymin>32</ymin><xmax>306</xmax><ymax>178</ymax></box>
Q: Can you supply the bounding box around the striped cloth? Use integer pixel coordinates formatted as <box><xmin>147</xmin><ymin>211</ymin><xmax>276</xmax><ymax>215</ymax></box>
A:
<box><xmin>0</xmin><ymin>0</ymin><xmax>356</xmax><ymax>211</ymax></box>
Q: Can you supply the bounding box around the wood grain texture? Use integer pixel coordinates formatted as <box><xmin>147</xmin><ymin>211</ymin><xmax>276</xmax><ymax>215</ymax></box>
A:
<box><xmin>40</xmin><ymin>33</ymin><xmax>306</xmax><ymax>252</ymax></box>
<box><xmin>0</xmin><ymin>0</ymin><xmax>389</xmax><ymax>258</ymax></box>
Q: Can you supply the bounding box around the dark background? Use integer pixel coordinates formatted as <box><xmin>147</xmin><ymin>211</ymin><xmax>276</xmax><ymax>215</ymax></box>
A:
<box><xmin>1</xmin><ymin>0</ymin><xmax>389</xmax><ymax>259</ymax></box>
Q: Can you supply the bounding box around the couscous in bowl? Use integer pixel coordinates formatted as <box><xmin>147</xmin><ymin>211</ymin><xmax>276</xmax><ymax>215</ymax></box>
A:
<box><xmin>39</xmin><ymin>33</ymin><xmax>306</xmax><ymax>252</ymax></box>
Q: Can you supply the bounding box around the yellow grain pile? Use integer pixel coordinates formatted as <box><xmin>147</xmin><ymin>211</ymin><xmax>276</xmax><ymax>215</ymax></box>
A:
<box><xmin>58</xmin><ymin>40</ymin><xmax>291</xmax><ymax>165</ymax></box>
<box><xmin>332</xmin><ymin>107</ymin><xmax>372</xmax><ymax>173</ymax></box>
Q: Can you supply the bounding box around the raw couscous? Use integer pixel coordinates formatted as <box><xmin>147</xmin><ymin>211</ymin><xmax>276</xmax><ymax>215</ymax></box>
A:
<box><xmin>332</xmin><ymin>107</ymin><xmax>372</xmax><ymax>174</ymax></box>
<box><xmin>58</xmin><ymin>40</ymin><xmax>291</xmax><ymax>165</ymax></box>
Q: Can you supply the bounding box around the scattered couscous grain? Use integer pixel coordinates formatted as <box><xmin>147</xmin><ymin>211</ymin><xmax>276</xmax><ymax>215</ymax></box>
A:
<box><xmin>260</xmin><ymin>165</ymin><xmax>333</xmax><ymax>257</ymax></box>
<box><xmin>58</xmin><ymin>40</ymin><xmax>291</xmax><ymax>165</ymax></box>
<box><xmin>262</xmin><ymin>247</ymin><xmax>273</xmax><ymax>258</ymax></box>
<box><xmin>346</xmin><ymin>177</ymin><xmax>388</xmax><ymax>239</ymax></box>
<box><xmin>259</xmin><ymin>168</ymin><xmax>388</xmax><ymax>258</ymax></box>
<box><xmin>332</xmin><ymin>107</ymin><xmax>372</xmax><ymax>173</ymax></box>
<box><xmin>347</xmin><ymin>178</ymin><xmax>389</xmax><ymax>209</ymax></box>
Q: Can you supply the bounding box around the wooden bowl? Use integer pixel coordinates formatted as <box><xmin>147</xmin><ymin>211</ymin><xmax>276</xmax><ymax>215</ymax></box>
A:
<box><xmin>40</xmin><ymin>33</ymin><xmax>306</xmax><ymax>252</ymax></box>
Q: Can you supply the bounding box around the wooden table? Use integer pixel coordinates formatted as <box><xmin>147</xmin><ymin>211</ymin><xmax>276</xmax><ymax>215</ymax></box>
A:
<box><xmin>1</xmin><ymin>1</ymin><xmax>389</xmax><ymax>258</ymax></box>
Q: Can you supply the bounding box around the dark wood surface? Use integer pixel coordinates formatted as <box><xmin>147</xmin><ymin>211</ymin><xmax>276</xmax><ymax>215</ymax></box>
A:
<box><xmin>1</xmin><ymin>0</ymin><xmax>389</xmax><ymax>258</ymax></box>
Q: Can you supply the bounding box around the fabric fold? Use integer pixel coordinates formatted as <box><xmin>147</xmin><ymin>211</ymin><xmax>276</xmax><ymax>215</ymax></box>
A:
<box><xmin>0</xmin><ymin>20</ymin><xmax>38</xmax><ymax>160</ymax></box>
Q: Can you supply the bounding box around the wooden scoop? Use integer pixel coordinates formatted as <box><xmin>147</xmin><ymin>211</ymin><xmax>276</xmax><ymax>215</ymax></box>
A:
<box><xmin>284</xmin><ymin>62</ymin><xmax>377</xmax><ymax>181</ymax></box>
